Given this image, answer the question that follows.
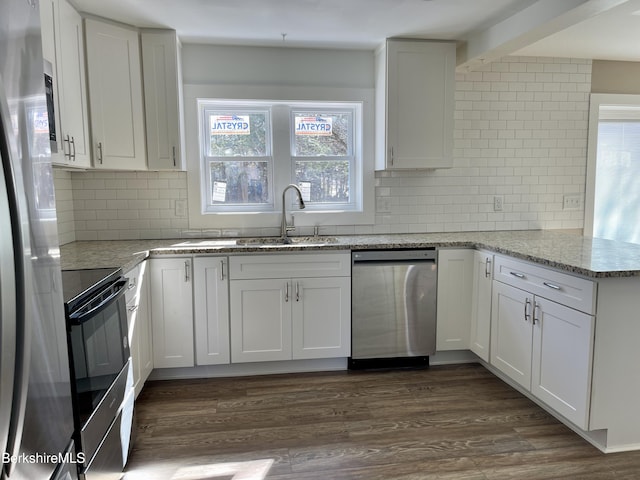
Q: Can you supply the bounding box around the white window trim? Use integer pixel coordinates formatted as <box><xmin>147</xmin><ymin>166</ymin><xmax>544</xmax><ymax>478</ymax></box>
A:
<box><xmin>184</xmin><ymin>84</ymin><xmax>375</xmax><ymax>231</ymax></box>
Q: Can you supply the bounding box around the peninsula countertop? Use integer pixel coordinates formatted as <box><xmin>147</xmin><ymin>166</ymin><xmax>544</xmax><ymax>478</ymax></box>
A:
<box><xmin>58</xmin><ymin>230</ymin><xmax>640</xmax><ymax>278</ymax></box>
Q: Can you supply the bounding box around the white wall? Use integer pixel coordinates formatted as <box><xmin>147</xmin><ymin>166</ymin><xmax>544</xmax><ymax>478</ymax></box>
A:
<box><xmin>53</xmin><ymin>50</ymin><xmax>591</xmax><ymax>242</ymax></box>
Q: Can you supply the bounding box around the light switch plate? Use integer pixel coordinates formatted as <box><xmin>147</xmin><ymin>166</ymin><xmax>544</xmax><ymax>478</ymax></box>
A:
<box><xmin>563</xmin><ymin>194</ymin><xmax>582</xmax><ymax>210</ymax></box>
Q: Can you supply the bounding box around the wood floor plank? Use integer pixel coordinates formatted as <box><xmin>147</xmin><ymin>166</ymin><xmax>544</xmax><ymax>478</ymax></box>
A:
<box><xmin>124</xmin><ymin>364</ymin><xmax>640</xmax><ymax>480</ymax></box>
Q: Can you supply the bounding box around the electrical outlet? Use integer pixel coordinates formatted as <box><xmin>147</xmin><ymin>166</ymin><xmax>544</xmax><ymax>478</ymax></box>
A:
<box><xmin>493</xmin><ymin>195</ymin><xmax>503</xmax><ymax>212</ymax></box>
<box><xmin>563</xmin><ymin>194</ymin><xmax>582</xmax><ymax>210</ymax></box>
<box><xmin>376</xmin><ymin>197</ymin><xmax>392</xmax><ymax>213</ymax></box>
<box><xmin>175</xmin><ymin>199</ymin><xmax>187</xmax><ymax>217</ymax></box>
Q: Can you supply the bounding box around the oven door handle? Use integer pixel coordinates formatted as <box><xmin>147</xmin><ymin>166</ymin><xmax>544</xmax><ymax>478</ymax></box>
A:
<box><xmin>69</xmin><ymin>278</ymin><xmax>128</xmax><ymax>325</ymax></box>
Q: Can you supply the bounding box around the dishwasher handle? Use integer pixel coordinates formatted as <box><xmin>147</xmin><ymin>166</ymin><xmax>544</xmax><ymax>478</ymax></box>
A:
<box><xmin>352</xmin><ymin>249</ymin><xmax>437</xmax><ymax>263</ymax></box>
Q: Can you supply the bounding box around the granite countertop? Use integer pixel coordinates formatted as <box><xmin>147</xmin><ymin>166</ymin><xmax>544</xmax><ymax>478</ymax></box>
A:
<box><xmin>58</xmin><ymin>230</ymin><xmax>640</xmax><ymax>278</ymax></box>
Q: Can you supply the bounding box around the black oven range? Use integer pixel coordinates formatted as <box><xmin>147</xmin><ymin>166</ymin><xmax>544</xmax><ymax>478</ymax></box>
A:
<box><xmin>61</xmin><ymin>267</ymin><xmax>134</xmax><ymax>480</ymax></box>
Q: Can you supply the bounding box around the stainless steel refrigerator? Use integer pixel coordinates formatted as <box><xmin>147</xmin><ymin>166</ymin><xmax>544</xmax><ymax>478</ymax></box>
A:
<box><xmin>0</xmin><ymin>0</ymin><xmax>78</xmax><ymax>478</ymax></box>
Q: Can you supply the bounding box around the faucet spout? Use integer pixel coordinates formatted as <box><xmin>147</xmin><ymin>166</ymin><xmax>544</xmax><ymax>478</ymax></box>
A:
<box><xmin>281</xmin><ymin>184</ymin><xmax>305</xmax><ymax>242</ymax></box>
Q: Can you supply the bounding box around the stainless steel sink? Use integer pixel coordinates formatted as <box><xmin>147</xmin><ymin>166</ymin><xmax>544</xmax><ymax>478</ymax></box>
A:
<box><xmin>236</xmin><ymin>236</ymin><xmax>339</xmax><ymax>246</ymax></box>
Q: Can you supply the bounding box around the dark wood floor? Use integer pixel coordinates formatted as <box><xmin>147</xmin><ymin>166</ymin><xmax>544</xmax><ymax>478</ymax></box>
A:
<box><xmin>123</xmin><ymin>363</ymin><xmax>640</xmax><ymax>480</ymax></box>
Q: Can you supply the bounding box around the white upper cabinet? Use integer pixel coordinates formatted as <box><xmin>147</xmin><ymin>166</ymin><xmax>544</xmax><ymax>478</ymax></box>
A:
<box><xmin>84</xmin><ymin>18</ymin><xmax>147</xmax><ymax>170</ymax></box>
<box><xmin>375</xmin><ymin>39</ymin><xmax>455</xmax><ymax>170</ymax></box>
<box><xmin>40</xmin><ymin>0</ymin><xmax>91</xmax><ymax>168</ymax></box>
<box><xmin>141</xmin><ymin>30</ymin><xmax>185</xmax><ymax>171</ymax></box>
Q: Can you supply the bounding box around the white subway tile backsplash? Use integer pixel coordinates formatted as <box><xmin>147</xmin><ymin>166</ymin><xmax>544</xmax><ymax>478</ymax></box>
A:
<box><xmin>52</xmin><ymin>55</ymin><xmax>590</xmax><ymax>241</ymax></box>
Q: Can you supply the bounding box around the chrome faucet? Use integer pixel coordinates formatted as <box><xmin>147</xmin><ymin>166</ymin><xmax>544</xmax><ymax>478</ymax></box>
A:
<box><xmin>281</xmin><ymin>184</ymin><xmax>305</xmax><ymax>242</ymax></box>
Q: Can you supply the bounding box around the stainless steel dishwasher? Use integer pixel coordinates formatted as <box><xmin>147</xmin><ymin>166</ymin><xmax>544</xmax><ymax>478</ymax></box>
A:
<box><xmin>349</xmin><ymin>249</ymin><xmax>437</xmax><ymax>369</ymax></box>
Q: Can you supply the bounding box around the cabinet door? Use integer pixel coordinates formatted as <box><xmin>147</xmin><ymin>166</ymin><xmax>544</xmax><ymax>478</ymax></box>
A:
<box><xmin>137</xmin><ymin>263</ymin><xmax>153</xmax><ymax>390</ymax></box>
<box><xmin>150</xmin><ymin>258</ymin><xmax>194</xmax><ymax>368</ymax></box>
<box><xmin>383</xmin><ymin>40</ymin><xmax>455</xmax><ymax>169</ymax></box>
<box><xmin>436</xmin><ymin>249</ymin><xmax>473</xmax><ymax>350</ymax></box>
<box><xmin>126</xmin><ymin>261</ymin><xmax>153</xmax><ymax>396</ymax></box>
<box><xmin>531</xmin><ymin>296</ymin><xmax>594</xmax><ymax>429</ymax></box>
<box><xmin>85</xmin><ymin>18</ymin><xmax>146</xmax><ymax>170</ymax></box>
<box><xmin>193</xmin><ymin>257</ymin><xmax>230</xmax><ymax>366</ymax></box>
<box><xmin>470</xmin><ymin>251</ymin><xmax>492</xmax><ymax>362</ymax></box>
<box><xmin>55</xmin><ymin>0</ymin><xmax>91</xmax><ymax>167</ymax></box>
<box><xmin>490</xmin><ymin>281</ymin><xmax>533</xmax><ymax>390</ymax></box>
<box><xmin>141</xmin><ymin>30</ymin><xmax>183</xmax><ymax>170</ymax></box>
<box><xmin>230</xmin><ymin>279</ymin><xmax>292</xmax><ymax>363</ymax></box>
<box><xmin>292</xmin><ymin>277</ymin><xmax>351</xmax><ymax>360</ymax></box>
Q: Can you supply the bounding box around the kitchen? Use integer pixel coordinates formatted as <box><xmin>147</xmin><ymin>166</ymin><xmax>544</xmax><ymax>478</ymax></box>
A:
<box><xmin>4</xmin><ymin>0</ymin><xmax>640</xmax><ymax>479</ymax></box>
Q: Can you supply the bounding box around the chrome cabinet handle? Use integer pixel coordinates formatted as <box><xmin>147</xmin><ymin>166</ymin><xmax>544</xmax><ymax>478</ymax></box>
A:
<box><xmin>70</xmin><ymin>136</ymin><xmax>76</xmax><ymax>160</ymax></box>
<box><xmin>510</xmin><ymin>271</ymin><xmax>525</xmax><ymax>279</ymax></box>
<box><xmin>524</xmin><ymin>298</ymin><xmax>531</xmax><ymax>322</ymax></box>
<box><xmin>97</xmin><ymin>141</ymin><xmax>103</xmax><ymax>164</ymax></box>
<box><xmin>172</xmin><ymin>146</ymin><xmax>176</xmax><ymax>166</ymax></box>
<box><xmin>543</xmin><ymin>281</ymin><xmax>561</xmax><ymax>291</ymax></box>
<box><xmin>128</xmin><ymin>305</ymin><xmax>138</xmax><ymax>313</ymax></box>
<box><xmin>220</xmin><ymin>259</ymin><xmax>226</xmax><ymax>281</ymax></box>
<box><xmin>390</xmin><ymin>146</ymin><xmax>394</xmax><ymax>166</ymax></box>
<box><xmin>296</xmin><ymin>281</ymin><xmax>300</xmax><ymax>302</ymax></box>
<box><xmin>533</xmin><ymin>302</ymin><xmax>540</xmax><ymax>325</ymax></box>
<box><xmin>63</xmin><ymin>134</ymin><xmax>71</xmax><ymax>158</ymax></box>
<box><xmin>184</xmin><ymin>260</ymin><xmax>190</xmax><ymax>282</ymax></box>
<box><xmin>484</xmin><ymin>257</ymin><xmax>492</xmax><ymax>278</ymax></box>
<box><xmin>285</xmin><ymin>282</ymin><xmax>289</xmax><ymax>303</ymax></box>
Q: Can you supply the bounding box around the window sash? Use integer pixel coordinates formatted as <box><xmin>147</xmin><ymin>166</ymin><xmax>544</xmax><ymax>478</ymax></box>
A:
<box><xmin>199</xmin><ymin>99</ymin><xmax>361</xmax><ymax>214</ymax></box>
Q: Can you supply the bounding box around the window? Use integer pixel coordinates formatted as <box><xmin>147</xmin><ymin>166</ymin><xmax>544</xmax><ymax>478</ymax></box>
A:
<box><xmin>586</xmin><ymin>94</ymin><xmax>640</xmax><ymax>244</ymax></box>
<box><xmin>292</xmin><ymin>109</ymin><xmax>353</xmax><ymax>206</ymax></box>
<box><xmin>198</xmin><ymin>100</ymin><xmax>362</xmax><ymax>214</ymax></box>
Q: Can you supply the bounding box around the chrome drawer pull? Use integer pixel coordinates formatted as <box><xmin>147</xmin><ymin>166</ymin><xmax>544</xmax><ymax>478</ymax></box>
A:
<box><xmin>543</xmin><ymin>282</ymin><xmax>561</xmax><ymax>290</ymax></box>
<box><xmin>510</xmin><ymin>271</ymin><xmax>525</xmax><ymax>278</ymax></box>
<box><xmin>524</xmin><ymin>298</ymin><xmax>531</xmax><ymax>322</ymax></box>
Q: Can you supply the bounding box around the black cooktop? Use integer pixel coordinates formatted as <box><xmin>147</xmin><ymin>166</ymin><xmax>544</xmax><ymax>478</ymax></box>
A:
<box><xmin>61</xmin><ymin>267</ymin><xmax>122</xmax><ymax>309</ymax></box>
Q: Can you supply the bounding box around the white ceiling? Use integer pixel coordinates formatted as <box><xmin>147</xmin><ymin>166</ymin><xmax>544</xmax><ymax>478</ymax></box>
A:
<box><xmin>70</xmin><ymin>0</ymin><xmax>640</xmax><ymax>66</ymax></box>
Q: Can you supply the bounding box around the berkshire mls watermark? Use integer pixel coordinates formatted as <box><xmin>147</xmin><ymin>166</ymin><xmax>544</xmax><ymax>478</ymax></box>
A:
<box><xmin>2</xmin><ymin>451</ymin><xmax>85</xmax><ymax>465</ymax></box>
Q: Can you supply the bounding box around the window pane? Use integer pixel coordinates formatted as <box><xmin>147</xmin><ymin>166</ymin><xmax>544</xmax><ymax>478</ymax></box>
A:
<box><xmin>594</xmin><ymin>121</ymin><xmax>640</xmax><ymax>243</ymax></box>
<box><xmin>208</xmin><ymin>112</ymin><xmax>268</xmax><ymax>156</ymax></box>
<box><xmin>295</xmin><ymin>160</ymin><xmax>350</xmax><ymax>203</ymax></box>
<box><xmin>293</xmin><ymin>112</ymin><xmax>350</xmax><ymax>156</ymax></box>
<box><xmin>210</xmin><ymin>161</ymin><xmax>270</xmax><ymax>204</ymax></box>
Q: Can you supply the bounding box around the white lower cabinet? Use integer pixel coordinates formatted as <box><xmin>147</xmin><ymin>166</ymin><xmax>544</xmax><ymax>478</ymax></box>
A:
<box><xmin>229</xmin><ymin>253</ymin><xmax>351</xmax><ymax>363</ymax></box>
<box><xmin>490</xmin><ymin>256</ymin><xmax>595</xmax><ymax>429</ymax></box>
<box><xmin>150</xmin><ymin>256</ymin><xmax>231</xmax><ymax>369</ymax></box>
<box><xmin>531</xmin><ymin>296</ymin><xmax>594</xmax><ymax>429</ymax></box>
<box><xmin>470</xmin><ymin>250</ymin><xmax>492</xmax><ymax>362</ymax></box>
<box><xmin>230</xmin><ymin>279</ymin><xmax>292</xmax><ymax>363</ymax></box>
<box><xmin>150</xmin><ymin>257</ymin><xmax>194</xmax><ymax>368</ymax></box>
<box><xmin>436</xmin><ymin>249</ymin><xmax>473</xmax><ymax>350</ymax></box>
<box><xmin>291</xmin><ymin>276</ymin><xmax>351</xmax><ymax>360</ymax></box>
<box><xmin>125</xmin><ymin>261</ymin><xmax>153</xmax><ymax>397</ymax></box>
<box><xmin>491</xmin><ymin>281</ymin><xmax>534</xmax><ymax>389</ymax></box>
<box><xmin>193</xmin><ymin>256</ymin><xmax>230</xmax><ymax>366</ymax></box>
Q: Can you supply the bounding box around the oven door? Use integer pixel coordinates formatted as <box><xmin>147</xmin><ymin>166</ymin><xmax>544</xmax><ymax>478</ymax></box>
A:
<box><xmin>67</xmin><ymin>277</ymin><xmax>130</xmax><ymax>426</ymax></box>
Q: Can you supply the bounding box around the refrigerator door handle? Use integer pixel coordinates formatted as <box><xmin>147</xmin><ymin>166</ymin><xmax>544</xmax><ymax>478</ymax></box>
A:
<box><xmin>0</xmin><ymin>76</ymin><xmax>33</xmax><ymax>479</ymax></box>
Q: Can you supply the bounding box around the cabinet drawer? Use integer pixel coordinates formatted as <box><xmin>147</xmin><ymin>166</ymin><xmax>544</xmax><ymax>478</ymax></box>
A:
<box><xmin>230</xmin><ymin>252</ymin><xmax>350</xmax><ymax>279</ymax></box>
<box><xmin>493</xmin><ymin>255</ymin><xmax>595</xmax><ymax>314</ymax></box>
